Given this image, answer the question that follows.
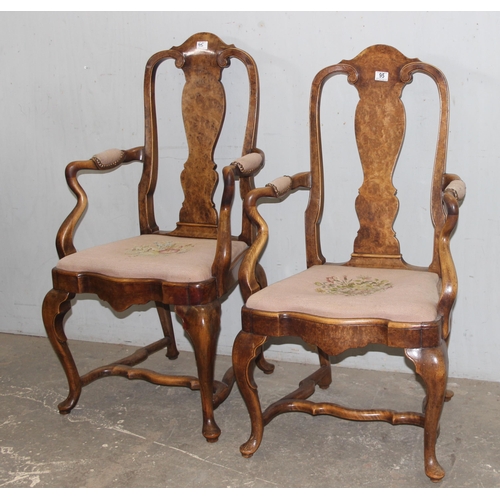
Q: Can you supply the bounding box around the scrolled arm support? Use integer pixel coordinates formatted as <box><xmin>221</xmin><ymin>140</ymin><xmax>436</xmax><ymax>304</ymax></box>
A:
<box><xmin>212</xmin><ymin>151</ymin><xmax>265</xmax><ymax>296</ymax></box>
<box><xmin>55</xmin><ymin>146</ymin><xmax>144</xmax><ymax>258</ymax></box>
<box><xmin>437</xmin><ymin>175</ymin><xmax>464</xmax><ymax>340</ymax></box>
<box><xmin>238</xmin><ymin>171</ymin><xmax>311</xmax><ymax>302</ymax></box>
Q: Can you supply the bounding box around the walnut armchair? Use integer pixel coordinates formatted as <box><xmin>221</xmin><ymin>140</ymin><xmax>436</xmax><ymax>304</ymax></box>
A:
<box><xmin>233</xmin><ymin>45</ymin><xmax>465</xmax><ymax>481</ymax></box>
<box><xmin>42</xmin><ymin>33</ymin><xmax>271</xmax><ymax>442</ymax></box>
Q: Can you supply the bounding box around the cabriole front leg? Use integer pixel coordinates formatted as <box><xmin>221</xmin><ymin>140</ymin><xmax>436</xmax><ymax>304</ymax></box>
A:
<box><xmin>232</xmin><ymin>331</ymin><xmax>268</xmax><ymax>457</ymax></box>
<box><xmin>405</xmin><ymin>340</ymin><xmax>448</xmax><ymax>482</ymax></box>
<box><xmin>42</xmin><ymin>289</ymin><xmax>81</xmax><ymax>414</ymax></box>
<box><xmin>176</xmin><ymin>301</ymin><xmax>222</xmax><ymax>443</ymax></box>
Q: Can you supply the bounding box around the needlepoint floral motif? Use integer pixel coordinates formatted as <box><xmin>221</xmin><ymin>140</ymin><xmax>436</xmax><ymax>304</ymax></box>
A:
<box><xmin>126</xmin><ymin>241</ymin><xmax>195</xmax><ymax>257</ymax></box>
<box><xmin>315</xmin><ymin>275</ymin><xmax>393</xmax><ymax>296</ymax></box>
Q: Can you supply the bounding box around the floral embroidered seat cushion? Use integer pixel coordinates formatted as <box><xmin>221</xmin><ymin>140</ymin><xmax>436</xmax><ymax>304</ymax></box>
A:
<box><xmin>246</xmin><ymin>264</ymin><xmax>440</xmax><ymax>323</ymax></box>
<box><xmin>56</xmin><ymin>234</ymin><xmax>248</xmax><ymax>283</ymax></box>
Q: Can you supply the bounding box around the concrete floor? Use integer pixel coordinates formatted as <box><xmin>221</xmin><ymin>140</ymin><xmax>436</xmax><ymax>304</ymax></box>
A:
<box><xmin>1</xmin><ymin>331</ymin><xmax>500</xmax><ymax>488</ymax></box>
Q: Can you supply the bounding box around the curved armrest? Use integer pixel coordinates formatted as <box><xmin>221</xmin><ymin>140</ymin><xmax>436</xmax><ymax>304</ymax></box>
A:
<box><xmin>230</xmin><ymin>151</ymin><xmax>265</xmax><ymax>177</ymax></box>
<box><xmin>56</xmin><ymin>146</ymin><xmax>144</xmax><ymax>258</ymax></box>
<box><xmin>437</xmin><ymin>174</ymin><xmax>465</xmax><ymax>339</ymax></box>
<box><xmin>265</xmin><ymin>175</ymin><xmax>293</xmax><ymax>197</ymax></box>
<box><xmin>238</xmin><ymin>171</ymin><xmax>311</xmax><ymax>301</ymax></box>
<box><xmin>91</xmin><ymin>148</ymin><xmax>135</xmax><ymax>170</ymax></box>
<box><xmin>443</xmin><ymin>176</ymin><xmax>466</xmax><ymax>205</ymax></box>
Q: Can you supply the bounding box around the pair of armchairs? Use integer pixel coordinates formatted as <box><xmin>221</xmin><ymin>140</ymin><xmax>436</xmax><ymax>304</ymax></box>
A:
<box><xmin>42</xmin><ymin>33</ymin><xmax>465</xmax><ymax>481</ymax></box>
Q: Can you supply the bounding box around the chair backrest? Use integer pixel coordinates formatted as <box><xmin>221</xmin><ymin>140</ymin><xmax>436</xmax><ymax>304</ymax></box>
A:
<box><xmin>138</xmin><ymin>32</ymin><xmax>260</xmax><ymax>242</ymax></box>
<box><xmin>306</xmin><ymin>45</ymin><xmax>449</xmax><ymax>273</ymax></box>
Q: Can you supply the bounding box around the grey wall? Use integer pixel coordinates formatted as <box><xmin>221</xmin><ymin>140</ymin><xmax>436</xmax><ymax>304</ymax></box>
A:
<box><xmin>0</xmin><ymin>12</ymin><xmax>496</xmax><ymax>381</ymax></box>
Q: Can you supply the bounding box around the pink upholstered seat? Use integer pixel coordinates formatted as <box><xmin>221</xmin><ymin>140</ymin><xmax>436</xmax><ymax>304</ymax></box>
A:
<box><xmin>247</xmin><ymin>265</ymin><xmax>440</xmax><ymax>323</ymax></box>
<box><xmin>57</xmin><ymin>235</ymin><xmax>248</xmax><ymax>283</ymax></box>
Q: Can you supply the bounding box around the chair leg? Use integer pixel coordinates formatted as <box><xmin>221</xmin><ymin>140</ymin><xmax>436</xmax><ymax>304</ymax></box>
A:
<box><xmin>42</xmin><ymin>289</ymin><xmax>81</xmax><ymax>414</ymax></box>
<box><xmin>176</xmin><ymin>301</ymin><xmax>222</xmax><ymax>443</ymax></box>
<box><xmin>405</xmin><ymin>340</ymin><xmax>448</xmax><ymax>482</ymax></box>
<box><xmin>155</xmin><ymin>302</ymin><xmax>179</xmax><ymax>360</ymax></box>
<box><xmin>255</xmin><ymin>348</ymin><xmax>275</xmax><ymax>374</ymax></box>
<box><xmin>232</xmin><ymin>331</ymin><xmax>268</xmax><ymax>458</ymax></box>
<box><xmin>317</xmin><ymin>347</ymin><xmax>332</xmax><ymax>389</ymax></box>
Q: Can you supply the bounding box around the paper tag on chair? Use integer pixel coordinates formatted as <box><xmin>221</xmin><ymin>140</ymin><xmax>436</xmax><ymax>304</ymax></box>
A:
<box><xmin>375</xmin><ymin>71</ymin><xmax>389</xmax><ymax>81</ymax></box>
<box><xmin>196</xmin><ymin>41</ymin><xmax>208</xmax><ymax>50</ymax></box>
